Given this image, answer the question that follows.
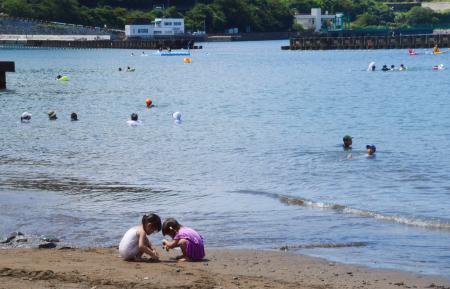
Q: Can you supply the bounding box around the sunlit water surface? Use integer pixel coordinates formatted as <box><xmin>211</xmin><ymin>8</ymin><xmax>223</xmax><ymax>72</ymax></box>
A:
<box><xmin>1</xmin><ymin>41</ymin><xmax>450</xmax><ymax>278</ymax></box>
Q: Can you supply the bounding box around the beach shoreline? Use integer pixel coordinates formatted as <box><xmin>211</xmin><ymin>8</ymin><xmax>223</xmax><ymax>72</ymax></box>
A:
<box><xmin>0</xmin><ymin>247</ymin><xmax>449</xmax><ymax>289</ymax></box>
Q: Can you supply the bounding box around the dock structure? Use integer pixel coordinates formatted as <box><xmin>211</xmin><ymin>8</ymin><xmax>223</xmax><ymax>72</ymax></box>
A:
<box><xmin>0</xmin><ymin>61</ymin><xmax>15</xmax><ymax>89</ymax></box>
<box><xmin>287</xmin><ymin>34</ymin><xmax>450</xmax><ymax>50</ymax></box>
<box><xmin>0</xmin><ymin>38</ymin><xmax>195</xmax><ymax>50</ymax></box>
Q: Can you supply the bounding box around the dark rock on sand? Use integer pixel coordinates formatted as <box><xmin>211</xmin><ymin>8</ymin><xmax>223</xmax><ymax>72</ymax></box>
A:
<box><xmin>38</xmin><ymin>242</ymin><xmax>57</xmax><ymax>249</ymax></box>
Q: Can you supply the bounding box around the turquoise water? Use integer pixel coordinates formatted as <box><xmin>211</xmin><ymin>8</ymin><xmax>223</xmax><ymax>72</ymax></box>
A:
<box><xmin>1</xmin><ymin>41</ymin><xmax>450</xmax><ymax>278</ymax></box>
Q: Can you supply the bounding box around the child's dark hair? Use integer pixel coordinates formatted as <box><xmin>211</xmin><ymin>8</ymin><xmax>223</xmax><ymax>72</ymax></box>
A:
<box><xmin>162</xmin><ymin>218</ymin><xmax>181</xmax><ymax>236</ymax></box>
<box><xmin>142</xmin><ymin>213</ymin><xmax>162</xmax><ymax>232</ymax></box>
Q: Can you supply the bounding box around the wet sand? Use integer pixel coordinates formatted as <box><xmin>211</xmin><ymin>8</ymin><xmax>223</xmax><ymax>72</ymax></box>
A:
<box><xmin>0</xmin><ymin>247</ymin><xmax>449</xmax><ymax>289</ymax></box>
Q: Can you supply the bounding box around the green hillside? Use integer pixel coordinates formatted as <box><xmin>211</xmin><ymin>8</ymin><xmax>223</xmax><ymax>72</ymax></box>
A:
<box><xmin>1</xmin><ymin>0</ymin><xmax>450</xmax><ymax>32</ymax></box>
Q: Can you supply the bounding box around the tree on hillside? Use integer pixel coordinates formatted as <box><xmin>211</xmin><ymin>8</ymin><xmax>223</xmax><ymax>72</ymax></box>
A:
<box><xmin>185</xmin><ymin>3</ymin><xmax>226</xmax><ymax>32</ymax></box>
<box><xmin>1</xmin><ymin>0</ymin><xmax>34</xmax><ymax>17</ymax></box>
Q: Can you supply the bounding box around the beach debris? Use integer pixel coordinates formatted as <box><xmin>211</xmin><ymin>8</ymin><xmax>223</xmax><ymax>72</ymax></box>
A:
<box><xmin>176</xmin><ymin>268</ymin><xmax>181</xmax><ymax>273</ymax></box>
<box><xmin>0</xmin><ymin>232</ymin><xmax>23</xmax><ymax>244</ymax></box>
<box><xmin>59</xmin><ymin>246</ymin><xmax>74</xmax><ymax>250</ymax></box>
<box><xmin>40</xmin><ymin>235</ymin><xmax>60</xmax><ymax>243</ymax></box>
<box><xmin>15</xmin><ymin>236</ymin><xmax>28</xmax><ymax>242</ymax></box>
<box><xmin>394</xmin><ymin>282</ymin><xmax>405</xmax><ymax>286</ymax></box>
<box><xmin>143</xmin><ymin>277</ymin><xmax>149</xmax><ymax>280</ymax></box>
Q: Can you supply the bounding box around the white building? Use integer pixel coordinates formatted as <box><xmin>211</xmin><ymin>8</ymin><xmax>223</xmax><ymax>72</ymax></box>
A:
<box><xmin>125</xmin><ymin>18</ymin><xmax>184</xmax><ymax>38</ymax></box>
<box><xmin>295</xmin><ymin>8</ymin><xmax>344</xmax><ymax>32</ymax></box>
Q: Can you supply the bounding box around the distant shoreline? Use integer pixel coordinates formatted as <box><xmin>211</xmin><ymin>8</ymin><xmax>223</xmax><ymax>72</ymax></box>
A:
<box><xmin>0</xmin><ymin>247</ymin><xmax>449</xmax><ymax>288</ymax></box>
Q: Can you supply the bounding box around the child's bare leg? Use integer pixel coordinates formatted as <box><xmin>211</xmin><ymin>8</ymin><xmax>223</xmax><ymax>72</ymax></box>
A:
<box><xmin>176</xmin><ymin>239</ymin><xmax>189</xmax><ymax>261</ymax></box>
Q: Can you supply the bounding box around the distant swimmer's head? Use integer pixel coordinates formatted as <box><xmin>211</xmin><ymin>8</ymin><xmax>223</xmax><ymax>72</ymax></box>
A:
<box><xmin>366</xmin><ymin>144</ymin><xmax>376</xmax><ymax>155</ymax></box>
<box><xmin>21</xmin><ymin>112</ymin><xmax>32</xmax><ymax>122</ymax></box>
<box><xmin>118</xmin><ymin>67</ymin><xmax>122</xmax><ymax>71</ymax></box>
<box><xmin>173</xmin><ymin>111</ymin><xmax>181</xmax><ymax>123</ymax></box>
<box><xmin>71</xmin><ymin>112</ymin><xmax>78</xmax><ymax>121</ymax></box>
<box><xmin>56</xmin><ymin>75</ymin><xmax>62</xmax><ymax>79</ymax></box>
<box><xmin>390</xmin><ymin>65</ymin><xmax>395</xmax><ymax>69</ymax></box>
<box><xmin>48</xmin><ymin>111</ymin><xmax>57</xmax><ymax>120</ymax></box>
<box><xmin>145</xmin><ymin>98</ymin><xmax>152</xmax><ymax>108</ymax></box>
<box><xmin>131</xmin><ymin>113</ymin><xmax>138</xmax><ymax>121</ymax></box>
<box><xmin>343</xmin><ymin>135</ymin><xmax>353</xmax><ymax>149</ymax></box>
<box><xmin>142</xmin><ymin>213</ymin><xmax>162</xmax><ymax>235</ymax></box>
<box><xmin>371</xmin><ymin>65</ymin><xmax>376</xmax><ymax>71</ymax></box>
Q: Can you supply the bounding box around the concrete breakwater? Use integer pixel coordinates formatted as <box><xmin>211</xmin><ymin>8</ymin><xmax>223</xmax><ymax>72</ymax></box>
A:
<box><xmin>287</xmin><ymin>33</ymin><xmax>450</xmax><ymax>50</ymax></box>
<box><xmin>0</xmin><ymin>37</ymin><xmax>195</xmax><ymax>49</ymax></box>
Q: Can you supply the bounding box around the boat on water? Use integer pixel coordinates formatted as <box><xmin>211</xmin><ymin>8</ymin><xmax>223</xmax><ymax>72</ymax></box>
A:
<box><xmin>154</xmin><ymin>50</ymin><xmax>190</xmax><ymax>56</ymax></box>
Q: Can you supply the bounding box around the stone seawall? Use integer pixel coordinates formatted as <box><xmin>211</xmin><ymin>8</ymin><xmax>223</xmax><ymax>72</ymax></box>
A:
<box><xmin>288</xmin><ymin>34</ymin><xmax>450</xmax><ymax>50</ymax></box>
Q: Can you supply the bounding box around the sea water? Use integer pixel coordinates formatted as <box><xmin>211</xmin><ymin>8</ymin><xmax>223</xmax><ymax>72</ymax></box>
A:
<box><xmin>1</xmin><ymin>41</ymin><xmax>450</xmax><ymax>278</ymax></box>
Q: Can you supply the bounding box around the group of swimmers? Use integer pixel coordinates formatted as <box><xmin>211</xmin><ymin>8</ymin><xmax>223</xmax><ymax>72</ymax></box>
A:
<box><xmin>119</xmin><ymin>213</ymin><xmax>205</xmax><ymax>262</ymax></box>
<box><xmin>368</xmin><ymin>62</ymin><xmax>406</xmax><ymax>71</ymax></box>
<box><xmin>118</xmin><ymin>66</ymin><xmax>135</xmax><ymax>72</ymax></box>
<box><xmin>20</xmin><ymin>111</ymin><xmax>78</xmax><ymax>122</ymax></box>
<box><xmin>342</xmin><ymin>135</ymin><xmax>376</xmax><ymax>158</ymax></box>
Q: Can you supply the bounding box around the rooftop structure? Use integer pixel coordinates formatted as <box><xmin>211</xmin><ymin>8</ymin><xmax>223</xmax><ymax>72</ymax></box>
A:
<box><xmin>125</xmin><ymin>18</ymin><xmax>184</xmax><ymax>38</ymax></box>
<box><xmin>295</xmin><ymin>8</ymin><xmax>344</xmax><ymax>32</ymax></box>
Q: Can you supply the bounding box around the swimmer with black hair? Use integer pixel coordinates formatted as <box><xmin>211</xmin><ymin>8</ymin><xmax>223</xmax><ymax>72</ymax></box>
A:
<box><xmin>127</xmin><ymin>113</ymin><xmax>142</xmax><ymax>126</ymax></box>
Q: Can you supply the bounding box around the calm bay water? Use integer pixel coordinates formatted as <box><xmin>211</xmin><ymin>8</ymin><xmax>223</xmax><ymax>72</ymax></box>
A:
<box><xmin>1</xmin><ymin>41</ymin><xmax>450</xmax><ymax>277</ymax></box>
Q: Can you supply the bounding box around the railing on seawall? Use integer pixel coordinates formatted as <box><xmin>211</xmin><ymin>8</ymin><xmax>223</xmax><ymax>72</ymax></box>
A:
<box><xmin>286</xmin><ymin>33</ymin><xmax>450</xmax><ymax>50</ymax></box>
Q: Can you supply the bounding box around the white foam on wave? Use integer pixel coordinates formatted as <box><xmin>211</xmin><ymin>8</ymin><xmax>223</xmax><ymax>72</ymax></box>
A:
<box><xmin>236</xmin><ymin>190</ymin><xmax>450</xmax><ymax>231</ymax></box>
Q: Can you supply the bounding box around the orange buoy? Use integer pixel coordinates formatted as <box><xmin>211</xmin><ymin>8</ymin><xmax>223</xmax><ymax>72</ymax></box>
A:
<box><xmin>145</xmin><ymin>98</ymin><xmax>152</xmax><ymax>107</ymax></box>
<box><xmin>183</xmin><ymin>57</ymin><xmax>192</xmax><ymax>63</ymax></box>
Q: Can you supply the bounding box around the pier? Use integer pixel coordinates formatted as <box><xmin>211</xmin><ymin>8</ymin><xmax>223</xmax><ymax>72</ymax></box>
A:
<box><xmin>0</xmin><ymin>61</ymin><xmax>15</xmax><ymax>89</ymax></box>
<box><xmin>0</xmin><ymin>37</ymin><xmax>195</xmax><ymax>50</ymax></box>
<box><xmin>287</xmin><ymin>33</ymin><xmax>450</xmax><ymax>50</ymax></box>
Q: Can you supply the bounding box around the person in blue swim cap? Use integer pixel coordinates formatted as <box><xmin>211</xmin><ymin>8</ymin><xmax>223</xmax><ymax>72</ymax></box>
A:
<box><xmin>366</xmin><ymin>144</ymin><xmax>376</xmax><ymax>157</ymax></box>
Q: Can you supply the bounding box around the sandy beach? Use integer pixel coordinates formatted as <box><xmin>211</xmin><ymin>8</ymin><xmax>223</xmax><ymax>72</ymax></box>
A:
<box><xmin>0</xmin><ymin>247</ymin><xmax>449</xmax><ymax>289</ymax></box>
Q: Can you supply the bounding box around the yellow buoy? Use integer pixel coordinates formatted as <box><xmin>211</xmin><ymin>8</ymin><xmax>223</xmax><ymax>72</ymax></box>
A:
<box><xmin>183</xmin><ymin>57</ymin><xmax>192</xmax><ymax>63</ymax></box>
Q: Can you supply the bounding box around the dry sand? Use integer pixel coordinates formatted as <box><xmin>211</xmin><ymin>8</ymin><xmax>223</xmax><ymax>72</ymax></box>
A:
<box><xmin>0</xmin><ymin>247</ymin><xmax>449</xmax><ymax>289</ymax></box>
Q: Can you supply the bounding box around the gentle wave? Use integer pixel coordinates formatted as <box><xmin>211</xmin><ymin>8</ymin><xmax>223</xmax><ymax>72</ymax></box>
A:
<box><xmin>279</xmin><ymin>241</ymin><xmax>368</xmax><ymax>251</ymax></box>
<box><xmin>236</xmin><ymin>190</ymin><xmax>450</xmax><ymax>231</ymax></box>
<box><xmin>0</xmin><ymin>175</ymin><xmax>169</xmax><ymax>195</ymax></box>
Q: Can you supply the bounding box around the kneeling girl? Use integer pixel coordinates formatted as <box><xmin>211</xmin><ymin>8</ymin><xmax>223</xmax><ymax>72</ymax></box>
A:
<box><xmin>119</xmin><ymin>213</ymin><xmax>162</xmax><ymax>261</ymax></box>
<box><xmin>162</xmin><ymin>218</ymin><xmax>205</xmax><ymax>261</ymax></box>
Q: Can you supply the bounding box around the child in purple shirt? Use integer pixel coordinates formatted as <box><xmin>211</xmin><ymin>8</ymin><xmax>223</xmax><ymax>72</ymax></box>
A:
<box><xmin>162</xmin><ymin>218</ymin><xmax>205</xmax><ymax>261</ymax></box>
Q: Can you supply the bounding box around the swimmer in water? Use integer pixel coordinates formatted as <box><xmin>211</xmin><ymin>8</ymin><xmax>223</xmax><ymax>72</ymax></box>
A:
<box><xmin>173</xmin><ymin>111</ymin><xmax>181</xmax><ymax>124</ymax></box>
<box><xmin>71</xmin><ymin>112</ymin><xmax>78</xmax><ymax>121</ymax></box>
<box><xmin>343</xmin><ymin>135</ymin><xmax>353</xmax><ymax>150</ymax></box>
<box><xmin>399</xmin><ymin>64</ymin><xmax>407</xmax><ymax>71</ymax></box>
<box><xmin>21</xmin><ymin>112</ymin><xmax>32</xmax><ymax>122</ymax></box>
<box><xmin>366</xmin><ymin>144</ymin><xmax>376</xmax><ymax>158</ymax></box>
<box><xmin>48</xmin><ymin>111</ymin><xmax>57</xmax><ymax>120</ymax></box>
<box><xmin>127</xmin><ymin>113</ymin><xmax>142</xmax><ymax>126</ymax></box>
<box><xmin>382</xmin><ymin>65</ymin><xmax>389</xmax><ymax>71</ymax></box>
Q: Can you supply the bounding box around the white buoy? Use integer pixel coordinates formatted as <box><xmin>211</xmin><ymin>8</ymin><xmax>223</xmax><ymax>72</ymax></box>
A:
<box><xmin>173</xmin><ymin>111</ymin><xmax>181</xmax><ymax>124</ymax></box>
